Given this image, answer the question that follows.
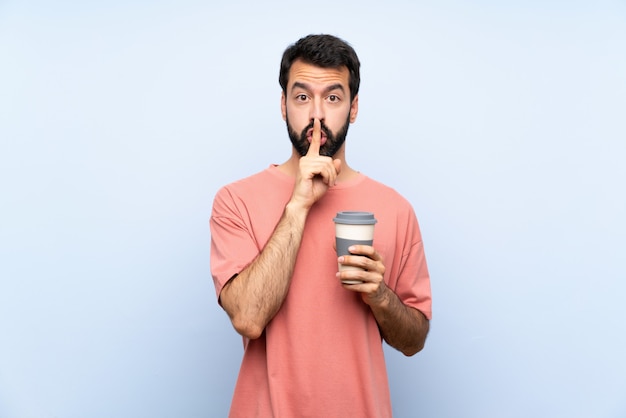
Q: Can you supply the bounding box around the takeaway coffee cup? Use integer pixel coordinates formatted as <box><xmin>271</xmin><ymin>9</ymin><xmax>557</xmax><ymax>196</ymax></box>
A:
<box><xmin>333</xmin><ymin>211</ymin><xmax>377</xmax><ymax>284</ymax></box>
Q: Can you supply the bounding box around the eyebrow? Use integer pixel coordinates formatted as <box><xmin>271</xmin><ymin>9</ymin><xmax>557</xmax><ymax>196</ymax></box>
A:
<box><xmin>292</xmin><ymin>82</ymin><xmax>346</xmax><ymax>95</ymax></box>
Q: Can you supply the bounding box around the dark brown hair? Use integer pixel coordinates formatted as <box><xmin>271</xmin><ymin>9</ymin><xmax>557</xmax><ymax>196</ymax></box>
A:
<box><xmin>279</xmin><ymin>34</ymin><xmax>361</xmax><ymax>101</ymax></box>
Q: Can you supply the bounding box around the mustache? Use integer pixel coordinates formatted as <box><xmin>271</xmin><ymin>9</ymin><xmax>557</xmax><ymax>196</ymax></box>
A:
<box><xmin>302</xmin><ymin>120</ymin><xmax>331</xmax><ymax>138</ymax></box>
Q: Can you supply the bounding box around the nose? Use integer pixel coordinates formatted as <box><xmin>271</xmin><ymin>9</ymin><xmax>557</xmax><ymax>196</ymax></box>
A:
<box><xmin>309</xmin><ymin>98</ymin><xmax>324</xmax><ymax>122</ymax></box>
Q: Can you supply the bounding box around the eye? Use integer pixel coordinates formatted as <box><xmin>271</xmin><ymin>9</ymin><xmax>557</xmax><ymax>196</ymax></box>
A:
<box><xmin>328</xmin><ymin>95</ymin><xmax>340</xmax><ymax>103</ymax></box>
<box><xmin>295</xmin><ymin>94</ymin><xmax>308</xmax><ymax>102</ymax></box>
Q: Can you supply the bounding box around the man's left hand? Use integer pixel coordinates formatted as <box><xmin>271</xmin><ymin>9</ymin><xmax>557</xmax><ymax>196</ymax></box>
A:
<box><xmin>337</xmin><ymin>246</ymin><xmax>388</xmax><ymax>305</ymax></box>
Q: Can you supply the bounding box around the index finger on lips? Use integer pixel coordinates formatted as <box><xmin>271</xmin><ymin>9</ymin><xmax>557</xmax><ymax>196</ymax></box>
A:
<box><xmin>307</xmin><ymin>118</ymin><xmax>321</xmax><ymax>157</ymax></box>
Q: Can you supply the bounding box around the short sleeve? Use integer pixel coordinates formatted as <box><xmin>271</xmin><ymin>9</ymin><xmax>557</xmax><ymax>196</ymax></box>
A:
<box><xmin>209</xmin><ymin>186</ymin><xmax>261</xmax><ymax>301</ymax></box>
<box><xmin>394</xmin><ymin>208</ymin><xmax>432</xmax><ymax>320</ymax></box>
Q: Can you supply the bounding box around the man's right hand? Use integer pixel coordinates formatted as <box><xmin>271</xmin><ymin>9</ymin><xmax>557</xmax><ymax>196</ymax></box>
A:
<box><xmin>291</xmin><ymin>119</ymin><xmax>342</xmax><ymax>209</ymax></box>
<box><xmin>221</xmin><ymin>119</ymin><xmax>340</xmax><ymax>339</ymax></box>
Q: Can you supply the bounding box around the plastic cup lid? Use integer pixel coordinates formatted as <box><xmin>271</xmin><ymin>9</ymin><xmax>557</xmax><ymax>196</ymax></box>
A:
<box><xmin>333</xmin><ymin>211</ymin><xmax>377</xmax><ymax>225</ymax></box>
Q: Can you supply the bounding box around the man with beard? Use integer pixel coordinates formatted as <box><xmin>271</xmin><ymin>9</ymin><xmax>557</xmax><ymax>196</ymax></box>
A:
<box><xmin>210</xmin><ymin>34</ymin><xmax>432</xmax><ymax>417</ymax></box>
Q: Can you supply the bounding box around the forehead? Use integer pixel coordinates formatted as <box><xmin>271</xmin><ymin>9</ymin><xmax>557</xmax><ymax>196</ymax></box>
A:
<box><xmin>287</xmin><ymin>60</ymin><xmax>350</xmax><ymax>91</ymax></box>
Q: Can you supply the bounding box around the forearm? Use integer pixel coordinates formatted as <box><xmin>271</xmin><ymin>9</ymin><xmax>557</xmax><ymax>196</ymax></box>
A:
<box><xmin>221</xmin><ymin>201</ymin><xmax>308</xmax><ymax>339</ymax></box>
<box><xmin>368</xmin><ymin>285</ymin><xmax>430</xmax><ymax>356</ymax></box>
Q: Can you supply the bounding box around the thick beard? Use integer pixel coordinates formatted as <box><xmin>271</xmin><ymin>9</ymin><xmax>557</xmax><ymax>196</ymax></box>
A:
<box><xmin>286</xmin><ymin>114</ymin><xmax>351</xmax><ymax>157</ymax></box>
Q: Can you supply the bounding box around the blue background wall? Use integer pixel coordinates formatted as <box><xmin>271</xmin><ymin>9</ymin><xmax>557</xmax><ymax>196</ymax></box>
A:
<box><xmin>1</xmin><ymin>1</ymin><xmax>625</xmax><ymax>417</ymax></box>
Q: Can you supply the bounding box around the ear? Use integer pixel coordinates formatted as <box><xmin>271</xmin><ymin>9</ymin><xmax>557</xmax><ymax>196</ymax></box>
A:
<box><xmin>349</xmin><ymin>94</ymin><xmax>359</xmax><ymax>123</ymax></box>
<box><xmin>281</xmin><ymin>92</ymin><xmax>287</xmax><ymax>121</ymax></box>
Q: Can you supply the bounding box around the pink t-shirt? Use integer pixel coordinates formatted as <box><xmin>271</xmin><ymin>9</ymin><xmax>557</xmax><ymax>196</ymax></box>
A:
<box><xmin>211</xmin><ymin>166</ymin><xmax>432</xmax><ymax>418</ymax></box>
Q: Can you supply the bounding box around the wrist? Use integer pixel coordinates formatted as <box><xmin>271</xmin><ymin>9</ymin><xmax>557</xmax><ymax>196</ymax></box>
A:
<box><xmin>366</xmin><ymin>282</ymin><xmax>392</xmax><ymax>310</ymax></box>
<box><xmin>284</xmin><ymin>199</ymin><xmax>310</xmax><ymax>221</ymax></box>
<box><xmin>285</xmin><ymin>198</ymin><xmax>312</xmax><ymax>214</ymax></box>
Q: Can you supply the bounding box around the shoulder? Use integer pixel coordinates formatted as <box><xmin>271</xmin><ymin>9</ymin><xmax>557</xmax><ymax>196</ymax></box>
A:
<box><xmin>221</xmin><ymin>167</ymin><xmax>274</xmax><ymax>190</ymax></box>
<box><xmin>212</xmin><ymin>166</ymin><xmax>293</xmax><ymax>216</ymax></box>
<box><xmin>359</xmin><ymin>175</ymin><xmax>413</xmax><ymax>208</ymax></box>
<box><xmin>212</xmin><ymin>169</ymin><xmax>266</xmax><ymax>211</ymax></box>
<box><xmin>352</xmin><ymin>176</ymin><xmax>421</xmax><ymax>237</ymax></box>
